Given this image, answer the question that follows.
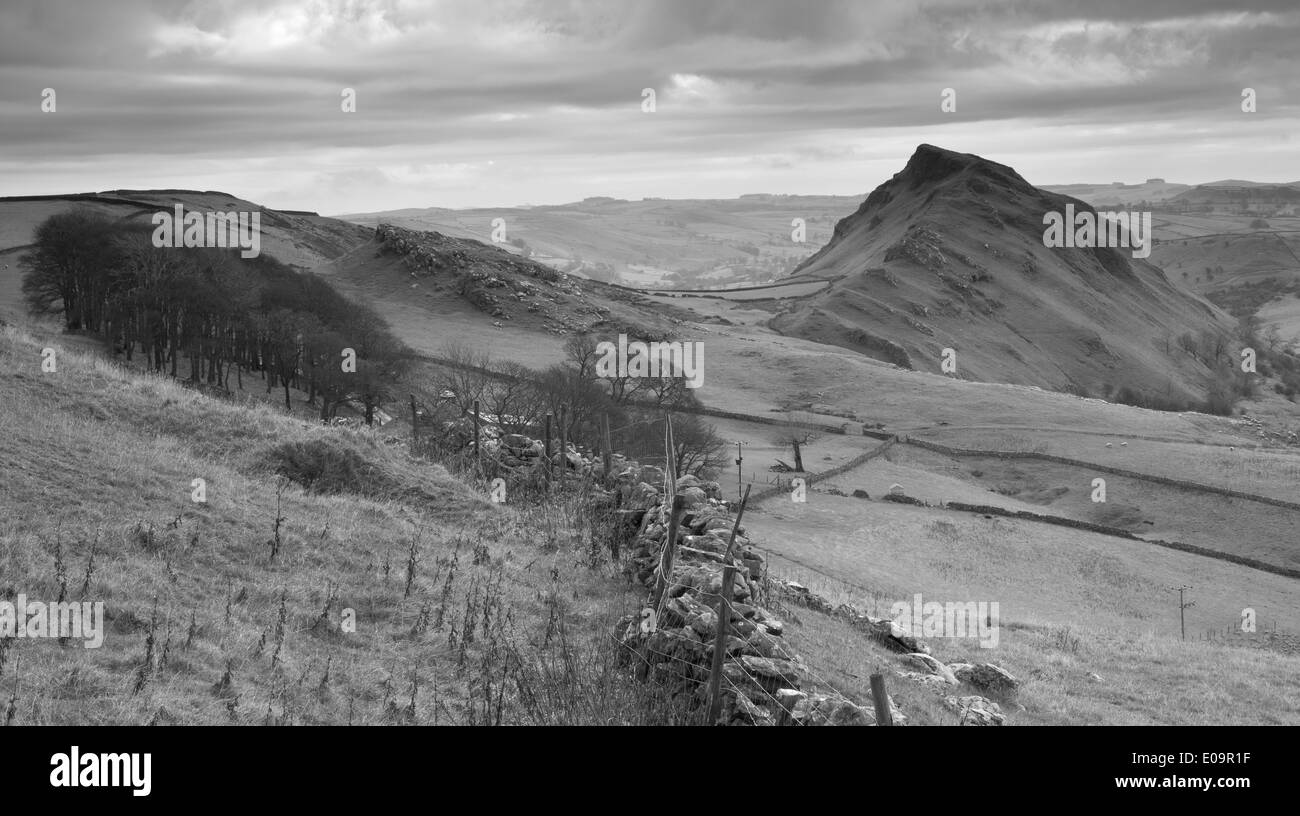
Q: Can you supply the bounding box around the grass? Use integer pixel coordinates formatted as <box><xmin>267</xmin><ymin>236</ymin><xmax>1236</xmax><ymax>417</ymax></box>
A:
<box><xmin>0</xmin><ymin>324</ymin><xmax>690</xmax><ymax>725</ymax></box>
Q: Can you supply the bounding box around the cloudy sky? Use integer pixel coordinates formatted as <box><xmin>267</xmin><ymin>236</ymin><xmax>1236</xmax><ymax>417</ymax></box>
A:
<box><xmin>1</xmin><ymin>0</ymin><xmax>1296</xmax><ymax>214</ymax></box>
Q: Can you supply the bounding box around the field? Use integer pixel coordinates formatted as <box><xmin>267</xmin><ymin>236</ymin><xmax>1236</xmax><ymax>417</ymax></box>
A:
<box><xmin>744</xmin><ymin>491</ymin><xmax>1300</xmax><ymax>725</ymax></box>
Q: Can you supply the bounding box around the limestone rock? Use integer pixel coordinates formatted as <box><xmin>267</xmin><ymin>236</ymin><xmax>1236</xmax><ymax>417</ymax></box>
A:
<box><xmin>950</xmin><ymin>662</ymin><xmax>1019</xmax><ymax>695</ymax></box>
<box><xmin>904</xmin><ymin>653</ymin><xmax>958</xmax><ymax>685</ymax></box>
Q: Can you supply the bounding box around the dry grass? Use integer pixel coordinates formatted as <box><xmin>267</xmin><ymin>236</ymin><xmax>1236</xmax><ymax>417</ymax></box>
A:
<box><xmin>0</xmin><ymin>324</ymin><xmax>687</xmax><ymax>725</ymax></box>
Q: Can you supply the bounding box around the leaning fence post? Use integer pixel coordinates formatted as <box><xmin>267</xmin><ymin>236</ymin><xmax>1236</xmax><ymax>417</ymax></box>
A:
<box><xmin>544</xmin><ymin>412</ymin><xmax>553</xmax><ymax>479</ymax></box>
<box><xmin>602</xmin><ymin>414</ymin><xmax>613</xmax><ymax>478</ymax></box>
<box><xmin>707</xmin><ymin>564</ymin><xmax>738</xmax><ymax>725</ymax></box>
<box><xmin>870</xmin><ymin>673</ymin><xmax>893</xmax><ymax>726</ymax></box>
<box><xmin>473</xmin><ymin>399</ymin><xmax>482</xmax><ymax>474</ymax></box>
<box><xmin>722</xmin><ymin>484</ymin><xmax>752</xmax><ymax>563</ymax></box>
<box><xmin>650</xmin><ymin>495</ymin><xmax>687</xmax><ymax>611</ymax></box>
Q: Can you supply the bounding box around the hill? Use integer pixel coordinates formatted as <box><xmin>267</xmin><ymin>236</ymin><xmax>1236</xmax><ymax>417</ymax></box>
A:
<box><xmin>1165</xmin><ymin>184</ymin><xmax>1300</xmax><ymax>215</ymax></box>
<box><xmin>772</xmin><ymin>144</ymin><xmax>1234</xmax><ymax>402</ymax></box>
<box><xmin>1041</xmin><ymin>180</ymin><xmax>1191</xmax><ymax>206</ymax></box>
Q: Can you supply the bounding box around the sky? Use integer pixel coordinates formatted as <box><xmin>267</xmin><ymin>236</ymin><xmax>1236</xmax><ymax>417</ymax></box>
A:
<box><xmin>1</xmin><ymin>0</ymin><xmax>1297</xmax><ymax>214</ymax></box>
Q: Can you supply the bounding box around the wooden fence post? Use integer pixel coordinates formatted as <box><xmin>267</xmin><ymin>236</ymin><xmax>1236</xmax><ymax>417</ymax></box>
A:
<box><xmin>707</xmin><ymin>564</ymin><xmax>738</xmax><ymax>725</ymax></box>
<box><xmin>602</xmin><ymin>413</ymin><xmax>613</xmax><ymax>478</ymax></box>
<box><xmin>544</xmin><ymin>412</ymin><xmax>553</xmax><ymax>479</ymax></box>
<box><xmin>870</xmin><ymin>673</ymin><xmax>892</xmax><ymax>726</ymax></box>
<box><xmin>409</xmin><ymin>395</ymin><xmax>420</xmax><ymax>448</ymax></box>
<box><xmin>473</xmin><ymin>399</ymin><xmax>482</xmax><ymax>474</ymax></box>
<box><xmin>558</xmin><ymin>404</ymin><xmax>568</xmax><ymax>479</ymax></box>
<box><xmin>723</xmin><ymin>484</ymin><xmax>752</xmax><ymax>563</ymax></box>
<box><xmin>650</xmin><ymin>495</ymin><xmax>687</xmax><ymax>611</ymax></box>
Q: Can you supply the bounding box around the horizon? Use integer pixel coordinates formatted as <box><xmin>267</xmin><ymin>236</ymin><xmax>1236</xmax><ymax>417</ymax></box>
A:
<box><xmin>8</xmin><ymin>166</ymin><xmax>1299</xmax><ymax>219</ymax></box>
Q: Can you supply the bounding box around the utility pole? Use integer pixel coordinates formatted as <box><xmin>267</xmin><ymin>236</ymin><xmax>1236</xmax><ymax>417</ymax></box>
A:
<box><xmin>1170</xmin><ymin>585</ymin><xmax>1194</xmax><ymax>640</ymax></box>
<box><xmin>735</xmin><ymin>442</ymin><xmax>743</xmax><ymax>501</ymax></box>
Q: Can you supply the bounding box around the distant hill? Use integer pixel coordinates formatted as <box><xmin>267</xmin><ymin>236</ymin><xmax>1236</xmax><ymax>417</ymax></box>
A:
<box><xmin>775</xmin><ymin>144</ymin><xmax>1234</xmax><ymax>401</ymax></box>
<box><xmin>0</xmin><ymin>191</ymin><xmax>372</xmax><ymax>324</ymax></box>
<box><xmin>335</xmin><ymin>195</ymin><xmax>863</xmax><ymax>290</ymax></box>
<box><xmin>1041</xmin><ymin>181</ymin><xmax>1190</xmax><ymax>206</ymax></box>
<box><xmin>1166</xmin><ymin>184</ymin><xmax>1300</xmax><ymax>214</ymax></box>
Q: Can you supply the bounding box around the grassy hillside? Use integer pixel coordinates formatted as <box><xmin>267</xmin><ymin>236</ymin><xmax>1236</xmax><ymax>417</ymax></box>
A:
<box><xmin>0</xmin><ymin>324</ymin><xmax>691</xmax><ymax>725</ymax></box>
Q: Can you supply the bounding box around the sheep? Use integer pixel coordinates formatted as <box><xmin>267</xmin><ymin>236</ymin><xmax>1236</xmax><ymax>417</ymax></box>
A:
<box><xmin>1105</xmin><ymin>443</ymin><xmax>1113</xmax><ymax>448</ymax></box>
<box><xmin>1120</xmin><ymin>442</ymin><xmax>1128</xmax><ymax>447</ymax></box>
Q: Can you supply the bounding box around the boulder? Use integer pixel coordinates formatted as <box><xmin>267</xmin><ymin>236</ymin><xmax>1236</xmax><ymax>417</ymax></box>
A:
<box><xmin>627</xmin><ymin>482</ymin><xmax>660</xmax><ymax>510</ymax></box>
<box><xmin>679</xmin><ymin>486</ymin><xmax>709</xmax><ymax>508</ymax></box>
<box><xmin>740</xmin><ymin>655</ymin><xmax>807</xmax><ymax>686</ymax></box>
<box><xmin>949</xmin><ymin>662</ymin><xmax>1019</xmax><ymax>695</ymax></box>
<box><xmin>675</xmin><ymin>474</ymin><xmax>703</xmax><ymax>490</ymax></box>
<box><xmin>904</xmin><ymin>653</ymin><xmax>958</xmax><ymax>685</ymax></box>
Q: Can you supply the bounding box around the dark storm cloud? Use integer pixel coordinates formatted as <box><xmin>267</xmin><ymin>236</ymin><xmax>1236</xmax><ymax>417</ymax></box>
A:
<box><xmin>0</xmin><ymin>0</ymin><xmax>1295</xmax><ymax>210</ymax></box>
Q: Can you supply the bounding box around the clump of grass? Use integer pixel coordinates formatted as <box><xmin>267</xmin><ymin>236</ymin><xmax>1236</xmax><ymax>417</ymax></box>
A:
<box><xmin>131</xmin><ymin>597</ymin><xmax>159</xmax><ymax>695</ymax></box>
<box><xmin>268</xmin><ymin>438</ymin><xmax>400</xmax><ymax>497</ymax></box>
<box><xmin>1051</xmin><ymin>625</ymin><xmax>1083</xmax><ymax>655</ymax></box>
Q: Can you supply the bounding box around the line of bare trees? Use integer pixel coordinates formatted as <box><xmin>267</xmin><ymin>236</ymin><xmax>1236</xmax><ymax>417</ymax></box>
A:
<box><xmin>20</xmin><ymin>209</ymin><xmax>408</xmax><ymax>423</ymax></box>
<box><xmin>419</xmin><ymin>334</ymin><xmax>728</xmax><ymax>476</ymax></box>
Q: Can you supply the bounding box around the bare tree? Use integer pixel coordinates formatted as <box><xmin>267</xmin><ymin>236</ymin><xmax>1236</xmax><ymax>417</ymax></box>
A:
<box><xmin>436</xmin><ymin>340</ymin><xmax>493</xmax><ymax>414</ymax></box>
<box><xmin>564</xmin><ymin>333</ymin><xmax>602</xmax><ymax>380</ymax></box>
<box><xmin>771</xmin><ymin>414</ymin><xmax>821</xmax><ymax>473</ymax></box>
<box><xmin>668</xmin><ymin>413</ymin><xmax>728</xmax><ymax>477</ymax></box>
<box><xmin>483</xmin><ymin>361</ymin><xmax>545</xmax><ymax>436</ymax></box>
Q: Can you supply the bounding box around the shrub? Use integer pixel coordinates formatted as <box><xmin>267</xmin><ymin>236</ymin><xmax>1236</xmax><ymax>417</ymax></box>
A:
<box><xmin>267</xmin><ymin>438</ymin><xmax>397</xmax><ymax>497</ymax></box>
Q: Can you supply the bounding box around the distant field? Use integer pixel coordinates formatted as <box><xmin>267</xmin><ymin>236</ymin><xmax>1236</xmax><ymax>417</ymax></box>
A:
<box><xmin>878</xmin><ymin>444</ymin><xmax>1300</xmax><ymax>569</ymax></box>
<box><xmin>912</xmin><ymin>426</ymin><xmax>1300</xmax><ymax>504</ymax></box>
<box><xmin>742</xmin><ymin>493</ymin><xmax>1300</xmax><ymax>724</ymax></box>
